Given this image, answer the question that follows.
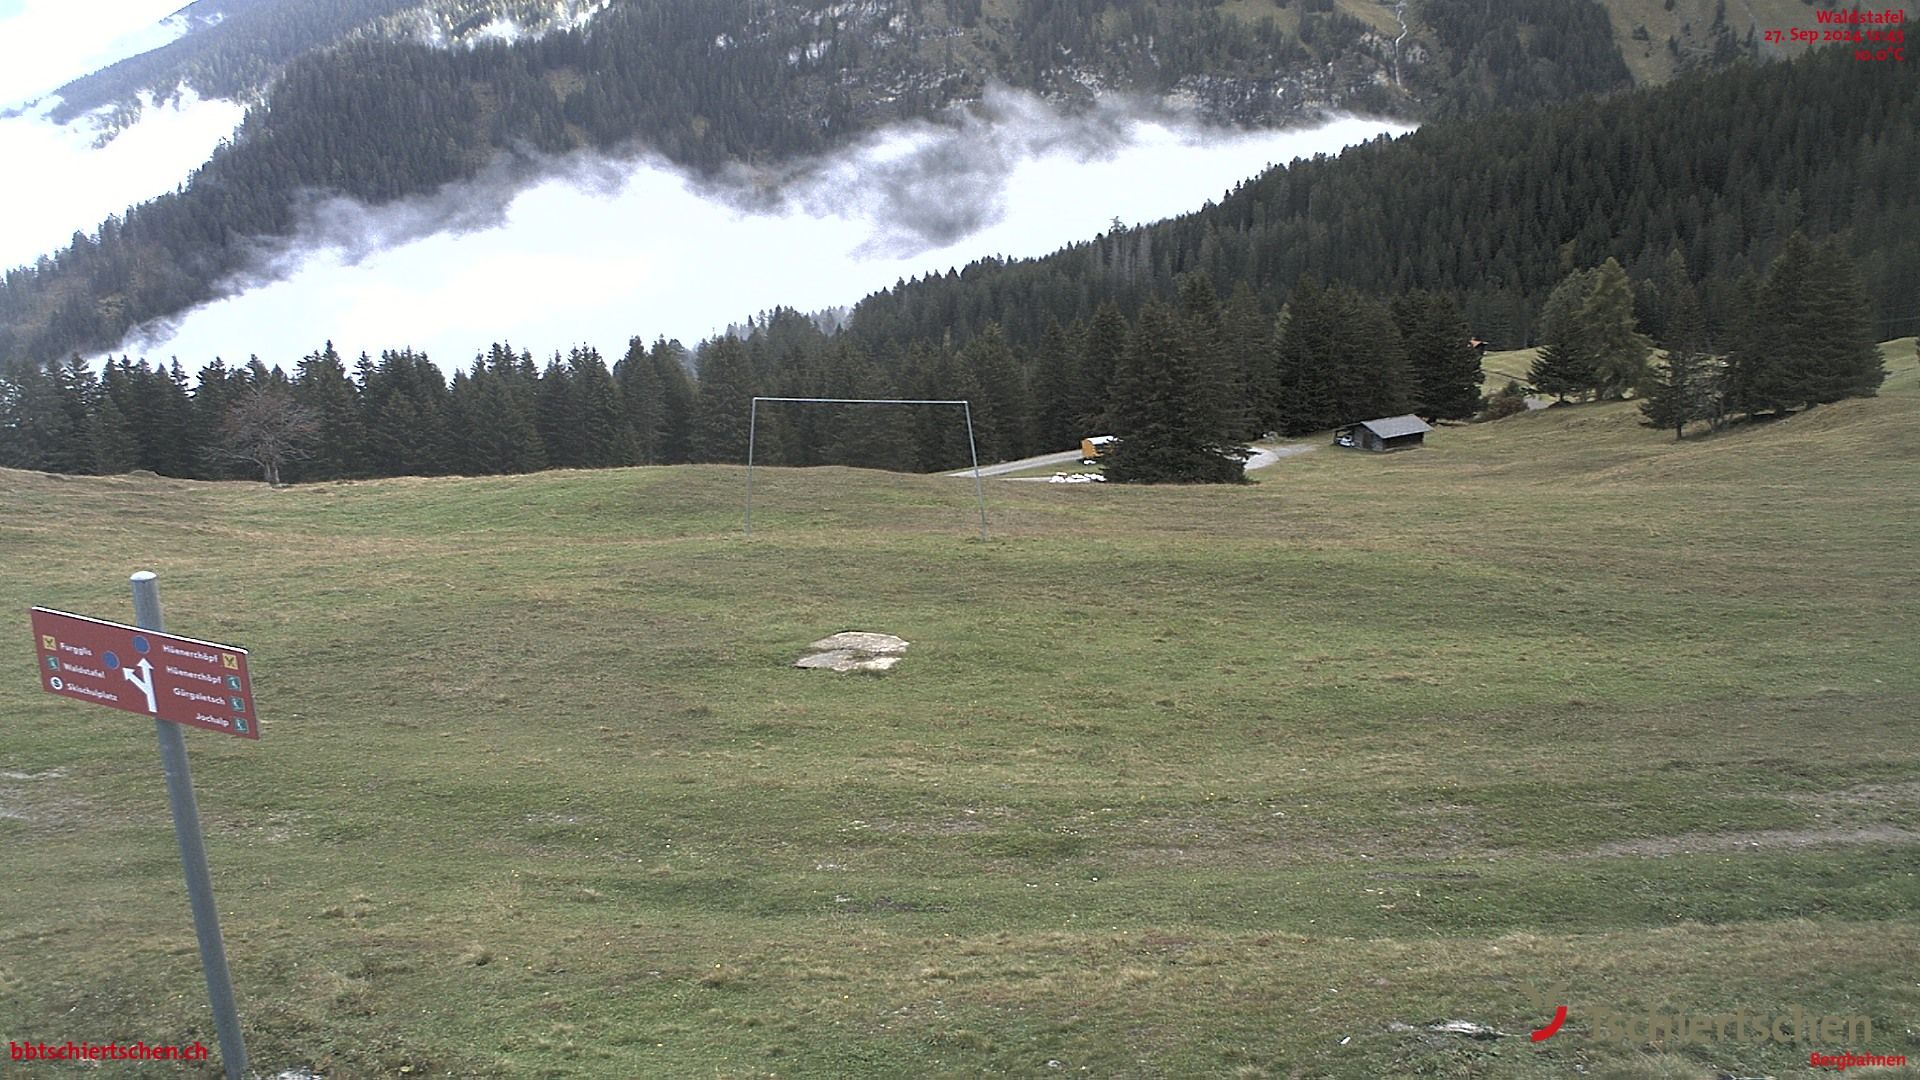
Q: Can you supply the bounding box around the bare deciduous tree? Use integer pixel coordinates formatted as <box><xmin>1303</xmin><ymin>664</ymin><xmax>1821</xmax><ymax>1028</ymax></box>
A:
<box><xmin>219</xmin><ymin>386</ymin><xmax>318</xmax><ymax>486</ymax></box>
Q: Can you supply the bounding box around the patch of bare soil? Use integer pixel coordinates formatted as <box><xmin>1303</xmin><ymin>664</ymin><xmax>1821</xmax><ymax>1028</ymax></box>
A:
<box><xmin>1587</xmin><ymin>824</ymin><xmax>1920</xmax><ymax>858</ymax></box>
<box><xmin>1585</xmin><ymin>779</ymin><xmax>1920</xmax><ymax>858</ymax></box>
<box><xmin>0</xmin><ymin>768</ymin><xmax>90</xmax><ymax>832</ymax></box>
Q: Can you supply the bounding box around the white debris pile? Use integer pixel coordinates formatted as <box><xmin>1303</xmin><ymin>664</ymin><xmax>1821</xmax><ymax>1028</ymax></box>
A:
<box><xmin>793</xmin><ymin>632</ymin><xmax>910</xmax><ymax>673</ymax></box>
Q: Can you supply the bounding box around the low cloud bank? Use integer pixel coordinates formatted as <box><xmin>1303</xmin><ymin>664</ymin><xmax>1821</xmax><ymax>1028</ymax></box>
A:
<box><xmin>0</xmin><ymin>89</ymin><xmax>246</xmax><ymax>269</ymax></box>
<box><xmin>117</xmin><ymin>89</ymin><xmax>1411</xmax><ymax>371</ymax></box>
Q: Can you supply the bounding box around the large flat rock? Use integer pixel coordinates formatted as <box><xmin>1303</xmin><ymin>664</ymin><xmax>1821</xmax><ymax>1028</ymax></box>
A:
<box><xmin>807</xmin><ymin>632</ymin><xmax>909</xmax><ymax>655</ymax></box>
<box><xmin>795</xmin><ymin>631</ymin><xmax>910</xmax><ymax>673</ymax></box>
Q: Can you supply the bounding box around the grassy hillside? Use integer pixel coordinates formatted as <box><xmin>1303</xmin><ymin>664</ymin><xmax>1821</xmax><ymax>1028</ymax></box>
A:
<box><xmin>0</xmin><ymin>344</ymin><xmax>1915</xmax><ymax>1078</ymax></box>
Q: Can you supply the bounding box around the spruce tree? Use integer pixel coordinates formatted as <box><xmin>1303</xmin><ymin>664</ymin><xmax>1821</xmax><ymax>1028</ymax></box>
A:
<box><xmin>961</xmin><ymin>324</ymin><xmax>1029</xmax><ymax>462</ymax></box>
<box><xmin>649</xmin><ymin>339</ymin><xmax>697</xmax><ymax>465</ymax></box>
<box><xmin>1329</xmin><ymin>286</ymin><xmax>1412</xmax><ymax>423</ymax></box>
<box><xmin>568</xmin><ymin>346</ymin><xmax>635</xmax><ymax>467</ymax></box>
<box><xmin>0</xmin><ymin>361</ymin><xmax>89</xmax><ymax>473</ymax></box>
<box><xmin>90</xmin><ymin>393</ymin><xmax>142</xmax><ymax>473</ymax></box>
<box><xmin>1176</xmin><ymin>271</ymin><xmax>1252</xmax><ymax>440</ymax></box>
<box><xmin>1076</xmin><ymin>303</ymin><xmax>1128</xmax><ymax>434</ymax></box>
<box><xmin>293</xmin><ymin>341</ymin><xmax>369</xmax><ymax>480</ymax></box>
<box><xmin>1273</xmin><ymin>278</ymin><xmax>1335</xmax><ymax>436</ymax></box>
<box><xmin>1639</xmin><ymin>350</ymin><xmax>1709</xmax><ymax>440</ymax></box>
<box><xmin>1797</xmin><ymin>238</ymin><xmax>1885</xmax><ymax>403</ymax></box>
<box><xmin>818</xmin><ymin>339</ymin><xmax>916</xmax><ymax>470</ymax></box>
<box><xmin>451</xmin><ymin>344</ymin><xmax>547</xmax><ymax>474</ymax></box>
<box><xmin>1582</xmin><ymin>258</ymin><xmax>1653</xmax><ymax>399</ymax></box>
<box><xmin>1029</xmin><ymin>318</ymin><xmax>1080</xmax><ymax>453</ymax></box>
<box><xmin>1223</xmin><ymin>283</ymin><xmax>1278</xmax><ymax>436</ymax></box>
<box><xmin>614</xmin><ymin>337</ymin><xmax>665</xmax><ymax>464</ymax></box>
<box><xmin>1530</xmin><ymin>268</ymin><xmax>1598</xmax><ymax>401</ymax></box>
<box><xmin>689</xmin><ymin>336</ymin><xmax>756</xmax><ymax>464</ymax></box>
<box><xmin>1729</xmin><ymin>234</ymin><xmax>1816</xmax><ymax>416</ymax></box>
<box><xmin>1105</xmin><ymin>300</ymin><xmax>1244</xmax><ymax>484</ymax></box>
<box><xmin>1394</xmin><ymin>291</ymin><xmax>1482</xmax><ymax>420</ymax></box>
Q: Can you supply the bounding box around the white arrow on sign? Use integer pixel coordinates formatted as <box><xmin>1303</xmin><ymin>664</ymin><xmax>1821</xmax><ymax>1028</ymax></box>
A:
<box><xmin>123</xmin><ymin>657</ymin><xmax>157</xmax><ymax>714</ymax></box>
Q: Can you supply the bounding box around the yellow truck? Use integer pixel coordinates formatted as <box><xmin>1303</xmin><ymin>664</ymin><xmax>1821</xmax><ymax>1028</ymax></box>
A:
<box><xmin>1079</xmin><ymin>435</ymin><xmax>1115</xmax><ymax>464</ymax></box>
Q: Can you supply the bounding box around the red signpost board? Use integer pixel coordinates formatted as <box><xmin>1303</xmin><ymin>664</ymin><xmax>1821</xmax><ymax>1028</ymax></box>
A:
<box><xmin>30</xmin><ymin>607</ymin><xmax>259</xmax><ymax>739</ymax></box>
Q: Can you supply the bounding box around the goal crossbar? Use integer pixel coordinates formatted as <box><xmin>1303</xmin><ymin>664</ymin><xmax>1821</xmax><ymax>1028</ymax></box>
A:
<box><xmin>744</xmin><ymin>396</ymin><xmax>988</xmax><ymax>540</ymax></box>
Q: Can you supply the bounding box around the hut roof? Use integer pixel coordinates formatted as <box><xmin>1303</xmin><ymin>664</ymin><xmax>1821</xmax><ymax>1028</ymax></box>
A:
<box><xmin>1356</xmin><ymin>415</ymin><xmax>1433</xmax><ymax>439</ymax></box>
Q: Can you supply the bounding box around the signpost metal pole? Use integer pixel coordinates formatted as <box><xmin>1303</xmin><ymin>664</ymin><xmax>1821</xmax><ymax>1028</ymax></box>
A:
<box><xmin>745</xmin><ymin>396</ymin><xmax>760</xmax><ymax>539</ymax></box>
<box><xmin>961</xmin><ymin>401</ymin><xmax>988</xmax><ymax>542</ymax></box>
<box><xmin>129</xmin><ymin>572</ymin><xmax>247</xmax><ymax>1080</ymax></box>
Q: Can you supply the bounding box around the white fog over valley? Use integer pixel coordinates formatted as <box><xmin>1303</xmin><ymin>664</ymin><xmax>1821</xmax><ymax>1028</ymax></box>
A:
<box><xmin>0</xmin><ymin>91</ymin><xmax>248</xmax><ymax>270</ymax></box>
<box><xmin>113</xmin><ymin>96</ymin><xmax>1409</xmax><ymax>371</ymax></box>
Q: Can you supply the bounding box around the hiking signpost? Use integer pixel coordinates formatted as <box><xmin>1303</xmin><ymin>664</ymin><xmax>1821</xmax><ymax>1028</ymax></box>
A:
<box><xmin>28</xmin><ymin>572</ymin><xmax>252</xmax><ymax>1080</ymax></box>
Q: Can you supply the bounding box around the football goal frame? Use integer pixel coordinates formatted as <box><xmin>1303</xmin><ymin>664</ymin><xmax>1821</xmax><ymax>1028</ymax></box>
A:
<box><xmin>744</xmin><ymin>397</ymin><xmax>988</xmax><ymax>540</ymax></box>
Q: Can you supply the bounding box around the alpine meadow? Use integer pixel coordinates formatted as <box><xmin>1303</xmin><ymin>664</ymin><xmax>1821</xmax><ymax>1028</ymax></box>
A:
<box><xmin>2</xmin><ymin>0</ymin><xmax>1919</xmax><ymax>1078</ymax></box>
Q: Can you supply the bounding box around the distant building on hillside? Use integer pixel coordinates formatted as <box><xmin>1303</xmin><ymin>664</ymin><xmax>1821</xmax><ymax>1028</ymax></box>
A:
<box><xmin>1339</xmin><ymin>414</ymin><xmax>1432</xmax><ymax>452</ymax></box>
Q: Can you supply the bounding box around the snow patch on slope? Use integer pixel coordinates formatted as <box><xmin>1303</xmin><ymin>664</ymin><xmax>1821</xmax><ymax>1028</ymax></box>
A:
<box><xmin>386</xmin><ymin>0</ymin><xmax>612</xmax><ymax>51</ymax></box>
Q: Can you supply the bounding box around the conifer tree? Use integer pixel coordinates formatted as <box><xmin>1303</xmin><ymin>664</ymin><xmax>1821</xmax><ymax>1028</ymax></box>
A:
<box><xmin>689</xmin><ymin>336</ymin><xmax>756</xmax><ymax>464</ymax></box>
<box><xmin>818</xmin><ymin>339</ymin><xmax>916</xmax><ymax>470</ymax></box>
<box><xmin>89</xmin><ymin>393</ymin><xmax>142</xmax><ymax>473</ymax></box>
<box><xmin>361</xmin><ymin>349</ymin><xmax>451</xmax><ymax>477</ymax></box>
<box><xmin>451</xmin><ymin>343</ymin><xmax>546</xmax><ymax>474</ymax></box>
<box><xmin>1582</xmin><ymin>258</ymin><xmax>1653</xmax><ymax>399</ymax></box>
<box><xmin>1176</xmin><ymin>271</ymin><xmax>1252</xmax><ymax>440</ymax></box>
<box><xmin>649</xmin><ymin>339</ymin><xmax>697</xmax><ymax>465</ymax></box>
<box><xmin>1105</xmin><ymin>300</ymin><xmax>1244</xmax><ymax>484</ymax></box>
<box><xmin>1640</xmin><ymin>248</ymin><xmax>1722</xmax><ymax>437</ymax></box>
<box><xmin>0</xmin><ymin>361</ymin><xmax>89</xmax><ymax>472</ymax></box>
<box><xmin>1029</xmin><ymin>318</ymin><xmax>1080</xmax><ymax>453</ymax></box>
<box><xmin>1639</xmin><ymin>350</ymin><xmax>1710</xmax><ymax>440</ymax></box>
<box><xmin>1394</xmin><ymin>291</ymin><xmax>1482</xmax><ymax>420</ymax></box>
<box><xmin>1530</xmin><ymin>268</ymin><xmax>1597</xmax><ymax>401</ymax></box>
<box><xmin>1273</xmin><ymin>278</ymin><xmax>1335</xmax><ymax>436</ymax></box>
<box><xmin>961</xmin><ymin>324</ymin><xmax>1029</xmax><ymax>462</ymax></box>
<box><xmin>1729</xmin><ymin>234</ymin><xmax>1815</xmax><ymax>416</ymax></box>
<box><xmin>293</xmin><ymin>341</ymin><xmax>368</xmax><ymax>480</ymax></box>
<box><xmin>191</xmin><ymin>360</ymin><xmax>251</xmax><ymax>479</ymax></box>
<box><xmin>1076</xmin><ymin>303</ymin><xmax>1128</xmax><ymax>434</ymax></box>
<box><xmin>568</xmin><ymin>346</ymin><xmax>634</xmax><ymax>467</ymax></box>
<box><xmin>1275</xmin><ymin>279</ymin><xmax>1411</xmax><ymax>433</ymax></box>
<box><xmin>1223</xmin><ymin>283</ymin><xmax>1277</xmax><ymax>435</ymax></box>
<box><xmin>1796</xmin><ymin>238</ymin><xmax>1885</xmax><ymax>403</ymax></box>
<box><xmin>614</xmin><ymin>337</ymin><xmax>665</xmax><ymax>464</ymax></box>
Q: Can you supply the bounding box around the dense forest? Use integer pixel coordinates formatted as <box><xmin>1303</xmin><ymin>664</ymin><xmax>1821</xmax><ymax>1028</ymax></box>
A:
<box><xmin>0</xmin><ymin>0</ymin><xmax>1646</xmax><ymax>366</ymax></box>
<box><xmin>842</xmin><ymin>46</ymin><xmax>1919</xmax><ymax>360</ymax></box>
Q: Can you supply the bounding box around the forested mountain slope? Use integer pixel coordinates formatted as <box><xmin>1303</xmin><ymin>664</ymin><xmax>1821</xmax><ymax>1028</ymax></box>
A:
<box><xmin>844</xmin><ymin>46</ymin><xmax>1919</xmax><ymax>356</ymax></box>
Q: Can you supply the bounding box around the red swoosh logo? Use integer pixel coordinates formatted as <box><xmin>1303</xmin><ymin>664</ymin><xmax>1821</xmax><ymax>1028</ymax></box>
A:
<box><xmin>1531</xmin><ymin>1005</ymin><xmax>1568</xmax><ymax>1042</ymax></box>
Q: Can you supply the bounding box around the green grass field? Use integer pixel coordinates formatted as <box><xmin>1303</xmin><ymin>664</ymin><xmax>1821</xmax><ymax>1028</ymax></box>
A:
<box><xmin>2</xmin><ymin>343</ymin><xmax>1916</xmax><ymax>1079</ymax></box>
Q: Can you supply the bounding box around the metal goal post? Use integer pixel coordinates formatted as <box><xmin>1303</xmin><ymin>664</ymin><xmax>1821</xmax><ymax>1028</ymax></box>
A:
<box><xmin>744</xmin><ymin>397</ymin><xmax>988</xmax><ymax>541</ymax></box>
